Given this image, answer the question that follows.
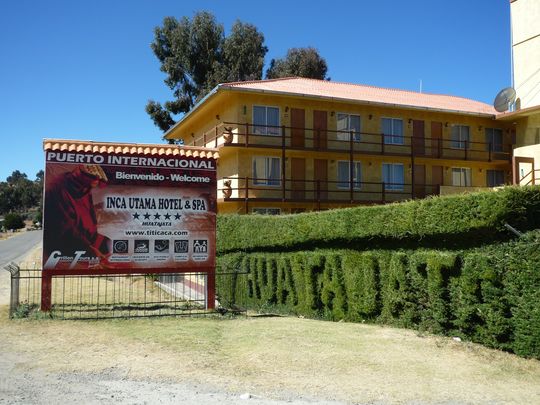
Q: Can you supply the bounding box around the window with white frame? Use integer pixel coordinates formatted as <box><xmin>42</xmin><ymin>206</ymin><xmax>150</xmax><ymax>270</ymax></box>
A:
<box><xmin>252</xmin><ymin>156</ymin><xmax>281</xmax><ymax>186</ymax></box>
<box><xmin>451</xmin><ymin>125</ymin><xmax>470</xmax><ymax>149</ymax></box>
<box><xmin>382</xmin><ymin>118</ymin><xmax>404</xmax><ymax>145</ymax></box>
<box><xmin>485</xmin><ymin>128</ymin><xmax>503</xmax><ymax>152</ymax></box>
<box><xmin>337</xmin><ymin>161</ymin><xmax>362</xmax><ymax>189</ymax></box>
<box><xmin>451</xmin><ymin>167</ymin><xmax>472</xmax><ymax>187</ymax></box>
<box><xmin>253</xmin><ymin>106</ymin><xmax>280</xmax><ymax>136</ymax></box>
<box><xmin>252</xmin><ymin>208</ymin><xmax>281</xmax><ymax>215</ymax></box>
<box><xmin>487</xmin><ymin>169</ymin><xmax>505</xmax><ymax>187</ymax></box>
<box><xmin>382</xmin><ymin>163</ymin><xmax>404</xmax><ymax>190</ymax></box>
<box><xmin>337</xmin><ymin>113</ymin><xmax>361</xmax><ymax>142</ymax></box>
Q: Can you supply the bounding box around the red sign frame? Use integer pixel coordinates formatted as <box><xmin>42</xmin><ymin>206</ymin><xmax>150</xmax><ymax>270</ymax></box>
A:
<box><xmin>41</xmin><ymin>142</ymin><xmax>217</xmax><ymax>310</ymax></box>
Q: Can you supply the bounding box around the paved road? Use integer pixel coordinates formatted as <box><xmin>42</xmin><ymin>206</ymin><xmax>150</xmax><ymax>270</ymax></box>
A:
<box><xmin>0</xmin><ymin>230</ymin><xmax>42</xmax><ymax>306</ymax></box>
<box><xmin>0</xmin><ymin>230</ymin><xmax>42</xmax><ymax>268</ymax></box>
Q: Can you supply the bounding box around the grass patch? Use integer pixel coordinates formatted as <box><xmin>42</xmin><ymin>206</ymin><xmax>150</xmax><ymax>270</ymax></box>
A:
<box><xmin>1</xmin><ymin>310</ymin><xmax>540</xmax><ymax>404</ymax></box>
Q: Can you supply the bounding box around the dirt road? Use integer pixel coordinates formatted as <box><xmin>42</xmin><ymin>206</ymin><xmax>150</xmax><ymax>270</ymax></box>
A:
<box><xmin>0</xmin><ymin>230</ymin><xmax>42</xmax><ymax>306</ymax></box>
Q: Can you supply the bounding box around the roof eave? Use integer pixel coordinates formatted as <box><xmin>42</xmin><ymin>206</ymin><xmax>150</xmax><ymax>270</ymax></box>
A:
<box><xmin>221</xmin><ymin>86</ymin><xmax>497</xmax><ymax>118</ymax></box>
<box><xmin>163</xmin><ymin>85</ymin><xmax>221</xmax><ymax>140</ymax></box>
<box><xmin>496</xmin><ymin>105</ymin><xmax>540</xmax><ymax>121</ymax></box>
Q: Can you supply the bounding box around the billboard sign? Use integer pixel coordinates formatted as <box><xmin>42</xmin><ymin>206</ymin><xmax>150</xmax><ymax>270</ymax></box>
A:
<box><xmin>42</xmin><ymin>143</ymin><xmax>217</xmax><ymax>275</ymax></box>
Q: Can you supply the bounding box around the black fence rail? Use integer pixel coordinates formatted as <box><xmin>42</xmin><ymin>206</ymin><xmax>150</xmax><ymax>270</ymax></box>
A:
<box><xmin>3</xmin><ymin>263</ymin><xmax>247</xmax><ymax>320</ymax></box>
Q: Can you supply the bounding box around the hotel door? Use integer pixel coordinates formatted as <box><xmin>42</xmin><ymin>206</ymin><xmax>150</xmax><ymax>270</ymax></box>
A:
<box><xmin>313</xmin><ymin>110</ymin><xmax>327</xmax><ymax>149</ymax></box>
<box><xmin>414</xmin><ymin>164</ymin><xmax>426</xmax><ymax>199</ymax></box>
<box><xmin>291</xmin><ymin>157</ymin><xmax>306</xmax><ymax>200</ymax></box>
<box><xmin>432</xmin><ymin>165</ymin><xmax>443</xmax><ymax>195</ymax></box>
<box><xmin>291</xmin><ymin>108</ymin><xmax>305</xmax><ymax>148</ymax></box>
<box><xmin>431</xmin><ymin>122</ymin><xmax>442</xmax><ymax>157</ymax></box>
<box><xmin>413</xmin><ymin>120</ymin><xmax>425</xmax><ymax>156</ymax></box>
<box><xmin>314</xmin><ymin>159</ymin><xmax>328</xmax><ymax>200</ymax></box>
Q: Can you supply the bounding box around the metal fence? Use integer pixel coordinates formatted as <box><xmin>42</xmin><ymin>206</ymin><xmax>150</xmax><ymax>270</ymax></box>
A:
<box><xmin>4</xmin><ymin>263</ymin><xmax>247</xmax><ymax>320</ymax></box>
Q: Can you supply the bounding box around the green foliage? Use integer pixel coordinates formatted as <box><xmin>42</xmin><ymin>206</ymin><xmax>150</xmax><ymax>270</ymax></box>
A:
<box><xmin>266</xmin><ymin>47</ymin><xmax>329</xmax><ymax>80</ymax></box>
<box><xmin>216</xmin><ymin>231</ymin><xmax>540</xmax><ymax>359</ymax></box>
<box><xmin>147</xmin><ymin>12</ymin><xmax>267</xmax><ymax>132</ymax></box>
<box><xmin>215</xmin><ymin>188</ymin><xmax>540</xmax><ymax>358</ymax></box>
<box><xmin>217</xmin><ymin>187</ymin><xmax>540</xmax><ymax>254</ymax></box>
<box><xmin>3</xmin><ymin>212</ymin><xmax>25</xmax><ymax>230</ymax></box>
<box><xmin>0</xmin><ymin>170</ymin><xmax>43</xmax><ymax>215</ymax></box>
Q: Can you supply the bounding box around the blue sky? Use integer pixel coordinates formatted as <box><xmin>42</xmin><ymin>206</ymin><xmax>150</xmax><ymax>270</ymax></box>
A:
<box><xmin>0</xmin><ymin>0</ymin><xmax>511</xmax><ymax>181</ymax></box>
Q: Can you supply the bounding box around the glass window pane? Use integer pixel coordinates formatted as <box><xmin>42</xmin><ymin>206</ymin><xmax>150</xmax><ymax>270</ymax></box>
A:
<box><xmin>354</xmin><ymin>162</ymin><xmax>361</xmax><ymax>189</ymax></box>
<box><xmin>382</xmin><ymin>118</ymin><xmax>392</xmax><ymax>143</ymax></box>
<box><xmin>464</xmin><ymin>168</ymin><xmax>471</xmax><ymax>186</ymax></box>
<box><xmin>451</xmin><ymin>126</ymin><xmax>460</xmax><ymax>148</ymax></box>
<box><xmin>337</xmin><ymin>114</ymin><xmax>348</xmax><ymax>141</ymax></box>
<box><xmin>393</xmin><ymin>164</ymin><xmax>404</xmax><ymax>190</ymax></box>
<box><xmin>487</xmin><ymin>169</ymin><xmax>504</xmax><ymax>187</ymax></box>
<box><xmin>338</xmin><ymin>161</ymin><xmax>349</xmax><ymax>188</ymax></box>
<box><xmin>462</xmin><ymin>126</ymin><xmax>470</xmax><ymax>149</ymax></box>
<box><xmin>350</xmin><ymin>115</ymin><xmax>361</xmax><ymax>132</ymax></box>
<box><xmin>452</xmin><ymin>168</ymin><xmax>461</xmax><ymax>186</ymax></box>
<box><xmin>485</xmin><ymin>128</ymin><xmax>493</xmax><ymax>151</ymax></box>
<box><xmin>394</xmin><ymin>119</ymin><xmax>403</xmax><ymax>136</ymax></box>
<box><xmin>253</xmin><ymin>106</ymin><xmax>266</xmax><ymax>135</ymax></box>
<box><xmin>269</xmin><ymin>158</ymin><xmax>281</xmax><ymax>185</ymax></box>
<box><xmin>253</xmin><ymin>157</ymin><xmax>265</xmax><ymax>184</ymax></box>
<box><xmin>267</xmin><ymin>107</ymin><xmax>280</xmax><ymax>135</ymax></box>
<box><xmin>337</xmin><ymin>114</ymin><xmax>348</xmax><ymax>131</ymax></box>
<box><xmin>382</xmin><ymin>164</ymin><xmax>391</xmax><ymax>185</ymax></box>
<box><xmin>393</xmin><ymin>119</ymin><xmax>403</xmax><ymax>144</ymax></box>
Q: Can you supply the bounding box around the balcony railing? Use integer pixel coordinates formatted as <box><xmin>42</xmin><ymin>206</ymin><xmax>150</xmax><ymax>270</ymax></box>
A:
<box><xmin>186</xmin><ymin>122</ymin><xmax>512</xmax><ymax>162</ymax></box>
<box><xmin>519</xmin><ymin>169</ymin><xmax>540</xmax><ymax>186</ymax></box>
<box><xmin>219</xmin><ymin>176</ymin><xmax>441</xmax><ymax>210</ymax></box>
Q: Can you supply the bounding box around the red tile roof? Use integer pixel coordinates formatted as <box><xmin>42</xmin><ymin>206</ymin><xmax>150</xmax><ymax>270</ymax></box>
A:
<box><xmin>43</xmin><ymin>139</ymin><xmax>219</xmax><ymax>159</ymax></box>
<box><xmin>220</xmin><ymin>77</ymin><xmax>497</xmax><ymax>116</ymax></box>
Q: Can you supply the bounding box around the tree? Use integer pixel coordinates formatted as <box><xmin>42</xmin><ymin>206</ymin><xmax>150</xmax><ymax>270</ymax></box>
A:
<box><xmin>0</xmin><ymin>170</ymin><xmax>43</xmax><ymax>215</ymax></box>
<box><xmin>222</xmin><ymin>21</ymin><xmax>267</xmax><ymax>82</ymax></box>
<box><xmin>266</xmin><ymin>47</ymin><xmax>329</xmax><ymax>80</ymax></box>
<box><xmin>6</xmin><ymin>170</ymin><xmax>27</xmax><ymax>185</ymax></box>
<box><xmin>147</xmin><ymin>12</ymin><xmax>267</xmax><ymax>132</ymax></box>
<box><xmin>3</xmin><ymin>213</ymin><xmax>25</xmax><ymax>230</ymax></box>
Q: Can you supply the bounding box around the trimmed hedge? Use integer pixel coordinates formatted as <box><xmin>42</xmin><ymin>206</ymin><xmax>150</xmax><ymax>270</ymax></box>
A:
<box><xmin>217</xmin><ymin>186</ymin><xmax>540</xmax><ymax>254</ymax></box>
<box><xmin>216</xmin><ymin>231</ymin><xmax>540</xmax><ymax>359</ymax></box>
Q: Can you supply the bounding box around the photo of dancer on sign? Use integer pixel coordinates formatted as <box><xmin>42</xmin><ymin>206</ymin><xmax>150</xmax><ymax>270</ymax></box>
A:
<box><xmin>42</xmin><ymin>146</ymin><xmax>217</xmax><ymax>274</ymax></box>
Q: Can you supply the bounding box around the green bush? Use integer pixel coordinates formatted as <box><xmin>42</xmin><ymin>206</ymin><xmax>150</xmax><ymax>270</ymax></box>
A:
<box><xmin>215</xmin><ymin>187</ymin><xmax>540</xmax><ymax>358</ymax></box>
<box><xmin>216</xmin><ymin>232</ymin><xmax>540</xmax><ymax>359</ymax></box>
<box><xmin>3</xmin><ymin>212</ymin><xmax>25</xmax><ymax>230</ymax></box>
<box><xmin>217</xmin><ymin>187</ymin><xmax>540</xmax><ymax>254</ymax></box>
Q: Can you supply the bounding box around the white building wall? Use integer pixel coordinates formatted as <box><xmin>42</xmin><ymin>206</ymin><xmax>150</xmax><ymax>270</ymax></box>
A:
<box><xmin>511</xmin><ymin>0</ymin><xmax>540</xmax><ymax>109</ymax></box>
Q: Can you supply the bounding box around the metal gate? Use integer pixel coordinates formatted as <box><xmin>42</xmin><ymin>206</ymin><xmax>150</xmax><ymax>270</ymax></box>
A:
<box><xmin>4</xmin><ymin>263</ymin><xmax>247</xmax><ymax>320</ymax></box>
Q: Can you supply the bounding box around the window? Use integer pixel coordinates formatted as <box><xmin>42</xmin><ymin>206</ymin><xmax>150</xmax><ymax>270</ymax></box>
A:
<box><xmin>382</xmin><ymin>163</ymin><xmax>404</xmax><ymax>190</ymax></box>
<box><xmin>382</xmin><ymin>118</ymin><xmax>404</xmax><ymax>145</ymax></box>
<box><xmin>252</xmin><ymin>157</ymin><xmax>281</xmax><ymax>186</ymax></box>
<box><xmin>452</xmin><ymin>168</ymin><xmax>472</xmax><ymax>187</ymax></box>
<box><xmin>337</xmin><ymin>161</ymin><xmax>362</xmax><ymax>189</ymax></box>
<box><xmin>487</xmin><ymin>170</ymin><xmax>505</xmax><ymax>187</ymax></box>
<box><xmin>337</xmin><ymin>113</ymin><xmax>361</xmax><ymax>141</ymax></box>
<box><xmin>485</xmin><ymin>128</ymin><xmax>503</xmax><ymax>152</ymax></box>
<box><xmin>451</xmin><ymin>125</ymin><xmax>470</xmax><ymax>149</ymax></box>
<box><xmin>253</xmin><ymin>106</ymin><xmax>280</xmax><ymax>136</ymax></box>
<box><xmin>252</xmin><ymin>208</ymin><xmax>281</xmax><ymax>215</ymax></box>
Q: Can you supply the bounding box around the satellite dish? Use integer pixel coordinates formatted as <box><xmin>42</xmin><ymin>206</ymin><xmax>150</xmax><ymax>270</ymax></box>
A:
<box><xmin>494</xmin><ymin>87</ymin><xmax>516</xmax><ymax>112</ymax></box>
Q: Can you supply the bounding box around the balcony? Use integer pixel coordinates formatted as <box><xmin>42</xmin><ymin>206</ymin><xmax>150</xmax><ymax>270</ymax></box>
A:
<box><xmin>186</xmin><ymin>122</ymin><xmax>512</xmax><ymax>163</ymax></box>
<box><xmin>219</xmin><ymin>176</ymin><xmax>442</xmax><ymax>211</ymax></box>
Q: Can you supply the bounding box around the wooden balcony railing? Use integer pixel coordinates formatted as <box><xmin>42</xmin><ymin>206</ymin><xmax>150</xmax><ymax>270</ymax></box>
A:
<box><xmin>186</xmin><ymin>122</ymin><xmax>512</xmax><ymax>163</ymax></box>
<box><xmin>220</xmin><ymin>176</ymin><xmax>443</xmax><ymax>211</ymax></box>
<box><xmin>519</xmin><ymin>169</ymin><xmax>540</xmax><ymax>186</ymax></box>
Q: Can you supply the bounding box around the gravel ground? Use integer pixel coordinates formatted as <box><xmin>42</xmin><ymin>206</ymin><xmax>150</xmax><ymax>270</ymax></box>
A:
<box><xmin>0</xmin><ymin>242</ymin><xmax>344</xmax><ymax>405</ymax></box>
<box><xmin>1</xmin><ymin>241</ymin><xmax>538</xmax><ymax>405</ymax></box>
